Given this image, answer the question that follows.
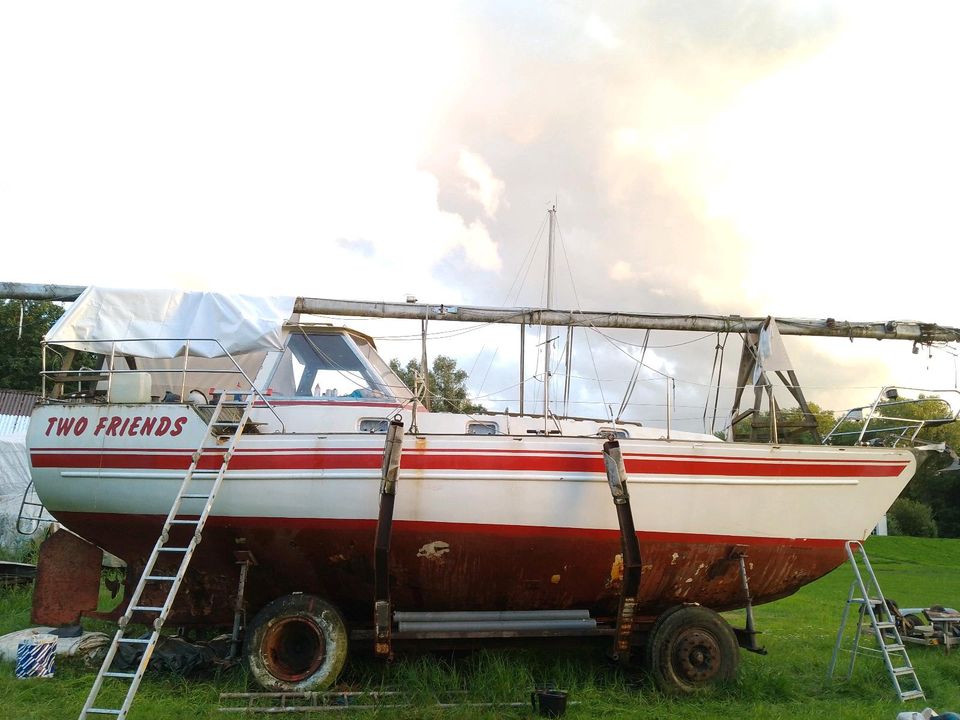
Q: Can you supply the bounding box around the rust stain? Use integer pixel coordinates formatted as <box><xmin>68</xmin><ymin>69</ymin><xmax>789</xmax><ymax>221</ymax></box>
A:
<box><xmin>32</xmin><ymin>530</ymin><xmax>102</xmax><ymax>626</ymax></box>
<box><xmin>550</xmin><ymin>574</ymin><xmax>561</xmax><ymax>584</ymax></box>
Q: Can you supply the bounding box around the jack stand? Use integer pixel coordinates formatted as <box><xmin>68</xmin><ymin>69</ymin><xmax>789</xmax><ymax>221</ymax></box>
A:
<box><xmin>228</xmin><ymin>549</ymin><xmax>257</xmax><ymax>660</ymax></box>
<box><xmin>602</xmin><ymin>440</ymin><xmax>642</xmax><ymax>663</ymax></box>
<box><xmin>373</xmin><ymin>417</ymin><xmax>404</xmax><ymax>659</ymax></box>
<box><xmin>730</xmin><ymin>546</ymin><xmax>766</xmax><ymax>655</ymax></box>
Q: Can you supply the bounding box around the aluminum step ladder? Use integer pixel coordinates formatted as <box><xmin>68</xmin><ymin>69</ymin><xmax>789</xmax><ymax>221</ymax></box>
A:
<box><xmin>79</xmin><ymin>390</ymin><xmax>257</xmax><ymax>719</ymax></box>
<box><xmin>827</xmin><ymin>540</ymin><xmax>925</xmax><ymax>702</ymax></box>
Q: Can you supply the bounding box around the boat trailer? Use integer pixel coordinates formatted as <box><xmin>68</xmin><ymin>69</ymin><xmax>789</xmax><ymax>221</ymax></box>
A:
<box><xmin>362</xmin><ymin>422</ymin><xmax>765</xmax><ymax>675</ymax></box>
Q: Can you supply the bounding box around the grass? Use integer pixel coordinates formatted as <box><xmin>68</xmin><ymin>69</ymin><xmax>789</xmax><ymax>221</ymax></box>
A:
<box><xmin>2</xmin><ymin>536</ymin><xmax>960</xmax><ymax>719</ymax></box>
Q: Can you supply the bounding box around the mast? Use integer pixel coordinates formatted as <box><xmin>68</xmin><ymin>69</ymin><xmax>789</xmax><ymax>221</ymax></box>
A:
<box><xmin>2</xmin><ymin>281</ymin><xmax>960</xmax><ymax>343</ymax></box>
<box><xmin>544</xmin><ymin>205</ymin><xmax>556</xmax><ymax>429</ymax></box>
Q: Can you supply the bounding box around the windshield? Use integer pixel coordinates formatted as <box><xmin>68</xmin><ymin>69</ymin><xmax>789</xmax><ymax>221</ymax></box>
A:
<box><xmin>268</xmin><ymin>330</ymin><xmax>412</xmax><ymax>402</ymax></box>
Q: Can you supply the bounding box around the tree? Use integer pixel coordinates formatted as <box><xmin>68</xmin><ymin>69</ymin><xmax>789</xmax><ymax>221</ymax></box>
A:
<box><xmin>874</xmin><ymin>394</ymin><xmax>960</xmax><ymax>538</ymax></box>
<box><xmin>389</xmin><ymin>355</ymin><xmax>485</xmax><ymax>414</ymax></box>
<box><xmin>0</xmin><ymin>300</ymin><xmax>65</xmax><ymax>391</ymax></box>
<box><xmin>731</xmin><ymin>401</ymin><xmax>837</xmax><ymax>444</ymax></box>
<box><xmin>887</xmin><ymin>497</ymin><xmax>938</xmax><ymax>537</ymax></box>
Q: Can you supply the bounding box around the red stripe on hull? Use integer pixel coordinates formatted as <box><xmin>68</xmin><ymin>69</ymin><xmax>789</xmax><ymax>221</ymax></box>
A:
<box><xmin>54</xmin><ymin>511</ymin><xmax>846</xmax><ymax>627</ymax></box>
<box><xmin>30</xmin><ymin>450</ymin><xmax>908</xmax><ymax>477</ymax></box>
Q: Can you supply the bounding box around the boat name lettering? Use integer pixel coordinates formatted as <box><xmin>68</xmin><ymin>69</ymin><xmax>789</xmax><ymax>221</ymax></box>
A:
<box><xmin>44</xmin><ymin>415</ymin><xmax>188</xmax><ymax>438</ymax></box>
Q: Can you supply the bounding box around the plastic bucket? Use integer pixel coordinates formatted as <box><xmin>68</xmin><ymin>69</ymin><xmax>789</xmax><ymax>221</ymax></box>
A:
<box><xmin>15</xmin><ymin>633</ymin><xmax>57</xmax><ymax>679</ymax></box>
<box><xmin>530</xmin><ymin>688</ymin><xmax>568</xmax><ymax>717</ymax></box>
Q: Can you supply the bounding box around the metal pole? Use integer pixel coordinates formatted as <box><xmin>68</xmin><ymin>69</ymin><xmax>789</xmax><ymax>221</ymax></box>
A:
<box><xmin>768</xmin><ymin>385</ymin><xmax>778</xmax><ymax>443</ymax></box>
<box><xmin>563</xmin><ymin>325</ymin><xmax>573</xmax><ymax>417</ymax></box>
<box><xmin>666</xmin><ymin>378</ymin><xmax>673</xmax><ymax>440</ymax></box>
<box><xmin>180</xmin><ymin>340</ymin><xmax>190</xmax><ymax>401</ymax></box>
<box><xmin>602</xmin><ymin>440</ymin><xmax>642</xmax><ymax>662</ymax></box>
<box><xmin>373</xmin><ymin>418</ymin><xmax>403</xmax><ymax>658</ymax></box>
<box><xmin>544</xmin><ymin>206</ymin><xmax>556</xmax><ymax>431</ymax></box>
<box><xmin>4</xmin><ymin>281</ymin><xmax>960</xmax><ymax>342</ymax></box>
<box><xmin>519</xmin><ymin>322</ymin><xmax>525</xmax><ymax>415</ymax></box>
<box><xmin>420</xmin><ymin>317</ymin><xmax>430</xmax><ymax>412</ymax></box>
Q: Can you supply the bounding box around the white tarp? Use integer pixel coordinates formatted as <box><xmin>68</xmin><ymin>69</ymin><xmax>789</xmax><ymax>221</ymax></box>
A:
<box><xmin>752</xmin><ymin>317</ymin><xmax>794</xmax><ymax>384</ymax></box>
<box><xmin>45</xmin><ymin>287</ymin><xmax>296</xmax><ymax>359</ymax></box>
<box><xmin>0</xmin><ymin>431</ymin><xmax>33</xmax><ymax>551</ymax></box>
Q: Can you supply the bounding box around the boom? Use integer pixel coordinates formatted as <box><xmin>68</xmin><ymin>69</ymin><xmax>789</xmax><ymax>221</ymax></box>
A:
<box><xmin>2</xmin><ymin>281</ymin><xmax>958</xmax><ymax>343</ymax></box>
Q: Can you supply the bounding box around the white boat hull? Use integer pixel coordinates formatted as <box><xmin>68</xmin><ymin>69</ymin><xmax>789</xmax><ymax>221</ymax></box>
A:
<box><xmin>27</xmin><ymin>404</ymin><xmax>915</xmax><ymax>625</ymax></box>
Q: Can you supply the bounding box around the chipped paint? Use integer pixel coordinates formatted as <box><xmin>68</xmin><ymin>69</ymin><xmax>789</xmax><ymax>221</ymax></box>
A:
<box><xmin>610</xmin><ymin>553</ymin><xmax>624</xmax><ymax>582</ymax></box>
<box><xmin>417</xmin><ymin>541</ymin><xmax>450</xmax><ymax>560</ymax></box>
<box><xmin>671</xmin><ymin>552</ymin><xmax>679</xmax><ymax>565</ymax></box>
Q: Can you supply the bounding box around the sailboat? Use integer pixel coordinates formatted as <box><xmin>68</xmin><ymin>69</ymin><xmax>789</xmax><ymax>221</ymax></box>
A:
<box><xmin>4</xmin><ymin>259</ymin><xmax>956</xmax><ymax>698</ymax></box>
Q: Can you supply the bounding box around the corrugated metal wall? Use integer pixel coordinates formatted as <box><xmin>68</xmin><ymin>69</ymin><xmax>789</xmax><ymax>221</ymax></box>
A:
<box><xmin>0</xmin><ymin>390</ymin><xmax>39</xmax><ymax>436</ymax></box>
<box><xmin>0</xmin><ymin>414</ymin><xmax>31</xmax><ymax>435</ymax></box>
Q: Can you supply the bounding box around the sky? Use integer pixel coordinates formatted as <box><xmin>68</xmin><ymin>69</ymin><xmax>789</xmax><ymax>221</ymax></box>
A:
<box><xmin>2</xmin><ymin>1</ymin><xmax>959</xmax><ymax>431</ymax></box>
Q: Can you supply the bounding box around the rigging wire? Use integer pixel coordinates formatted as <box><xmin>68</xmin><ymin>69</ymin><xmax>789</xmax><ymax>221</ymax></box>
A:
<box><xmin>555</xmin><ymin>212</ymin><xmax>609</xmax><ymax>417</ymax></box>
<box><xmin>701</xmin><ymin>332</ymin><xmax>729</xmax><ymax>435</ymax></box>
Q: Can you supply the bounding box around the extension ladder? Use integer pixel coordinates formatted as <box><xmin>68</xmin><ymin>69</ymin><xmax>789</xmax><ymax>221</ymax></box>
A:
<box><xmin>79</xmin><ymin>390</ymin><xmax>257</xmax><ymax>719</ymax></box>
<box><xmin>828</xmin><ymin>540</ymin><xmax>925</xmax><ymax>702</ymax></box>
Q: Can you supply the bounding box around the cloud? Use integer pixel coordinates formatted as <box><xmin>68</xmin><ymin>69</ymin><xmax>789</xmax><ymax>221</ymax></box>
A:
<box><xmin>2</xmin><ymin>1</ymin><xmax>956</xmax><ymax>423</ymax></box>
<box><xmin>585</xmin><ymin>14</ymin><xmax>620</xmax><ymax>50</ymax></box>
<box><xmin>609</xmin><ymin>261</ymin><xmax>637</xmax><ymax>282</ymax></box>
<box><xmin>457</xmin><ymin>148</ymin><xmax>506</xmax><ymax>218</ymax></box>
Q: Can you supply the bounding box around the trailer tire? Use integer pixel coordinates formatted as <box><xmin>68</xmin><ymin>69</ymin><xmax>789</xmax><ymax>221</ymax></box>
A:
<box><xmin>244</xmin><ymin>594</ymin><xmax>348</xmax><ymax>691</ymax></box>
<box><xmin>644</xmin><ymin>605</ymin><xmax>738</xmax><ymax>693</ymax></box>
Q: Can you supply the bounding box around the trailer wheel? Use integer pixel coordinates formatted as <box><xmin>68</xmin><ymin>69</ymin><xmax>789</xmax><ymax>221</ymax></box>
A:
<box><xmin>644</xmin><ymin>605</ymin><xmax>738</xmax><ymax>693</ymax></box>
<box><xmin>244</xmin><ymin>594</ymin><xmax>348</xmax><ymax>691</ymax></box>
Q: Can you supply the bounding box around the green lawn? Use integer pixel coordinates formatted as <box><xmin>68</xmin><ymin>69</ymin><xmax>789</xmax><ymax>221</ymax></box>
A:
<box><xmin>3</xmin><ymin>536</ymin><xmax>960</xmax><ymax>719</ymax></box>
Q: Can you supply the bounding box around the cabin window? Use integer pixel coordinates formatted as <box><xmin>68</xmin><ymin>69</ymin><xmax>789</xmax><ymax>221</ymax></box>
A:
<box><xmin>467</xmin><ymin>421</ymin><xmax>499</xmax><ymax>435</ymax></box>
<box><xmin>598</xmin><ymin>427</ymin><xmax>629</xmax><ymax>439</ymax></box>
<box><xmin>359</xmin><ymin>418</ymin><xmax>389</xmax><ymax>433</ymax></box>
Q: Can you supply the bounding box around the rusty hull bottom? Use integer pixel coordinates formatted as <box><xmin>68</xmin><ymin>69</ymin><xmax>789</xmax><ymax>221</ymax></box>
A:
<box><xmin>52</xmin><ymin>512</ymin><xmax>845</xmax><ymax>627</ymax></box>
<box><xmin>32</xmin><ymin>528</ymin><xmax>103</xmax><ymax>626</ymax></box>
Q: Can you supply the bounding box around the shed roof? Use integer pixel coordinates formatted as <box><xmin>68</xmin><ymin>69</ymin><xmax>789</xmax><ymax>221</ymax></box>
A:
<box><xmin>0</xmin><ymin>389</ymin><xmax>39</xmax><ymax>418</ymax></box>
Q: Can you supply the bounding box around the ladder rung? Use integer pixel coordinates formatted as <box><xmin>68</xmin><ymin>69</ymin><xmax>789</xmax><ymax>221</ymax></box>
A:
<box><xmin>103</xmin><ymin>671</ymin><xmax>136</xmax><ymax>679</ymax></box>
<box><xmin>875</xmin><ymin>622</ymin><xmax>895</xmax><ymax>629</ymax></box>
<box><xmin>181</xmin><ymin>493</ymin><xmax>211</xmax><ymax>499</ymax></box>
<box><xmin>145</xmin><ymin>575</ymin><xmax>177</xmax><ymax>581</ymax></box>
<box><xmin>884</xmin><ymin>644</ymin><xmax>906</xmax><ymax>652</ymax></box>
<box><xmin>901</xmin><ymin>690</ymin><xmax>926</xmax><ymax>700</ymax></box>
<box><xmin>86</xmin><ymin>709</ymin><xmax>122</xmax><ymax>715</ymax></box>
<box><xmin>118</xmin><ymin>638</ymin><xmax>151</xmax><ymax>644</ymax></box>
<box><xmin>131</xmin><ymin>605</ymin><xmax>164</xmax><ymax>612</ymax></box>
<box><xmin>169</xmin><ymin>519</ymin><xmax>200</xmax><ymax>525</ymax></box>
<box><xmin>158</xmin><ymin>547</ymin><xmax>189</xmax><ymax>552</ymax></box>
<box><xmin>893</xmin><ymin>667</ymin><xmax>916</xmax><ymax>676</ymax></box>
